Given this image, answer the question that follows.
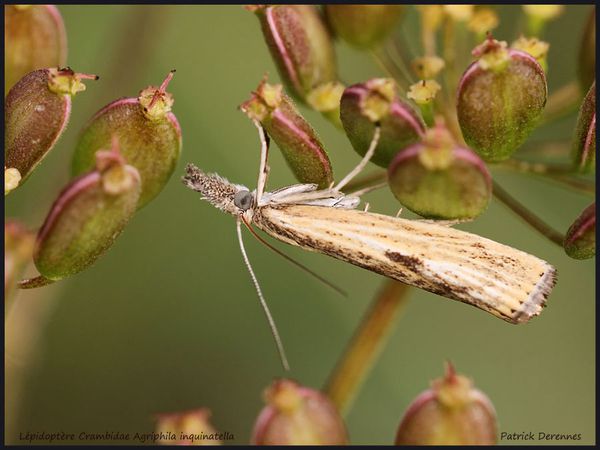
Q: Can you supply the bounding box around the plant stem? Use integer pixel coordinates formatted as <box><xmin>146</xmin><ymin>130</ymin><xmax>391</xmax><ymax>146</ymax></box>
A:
<box><xmin>540</xmin><ymin>81</ymin><xmax>582</xmax><ymax>125</ymax></box>
<box><xmin>492</xmin><ymin>180</ymin><xmax>565</xmax><ymax>247</ymax></box>
<box><xmin>325</xmin><ymin>280</ymin><xmax>411</xmax><ymax>416</ymax></box>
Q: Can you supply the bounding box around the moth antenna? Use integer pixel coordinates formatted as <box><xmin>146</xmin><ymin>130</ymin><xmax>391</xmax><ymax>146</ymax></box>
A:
<box><xmin>334</xmin><ymin>125</ymin><xmax>381</xmax><ymax>192</ymax></box>
<box><xmin>241</xmin><ymin>216</ymin><xmax>348</xmax><ymax>297</ymax></box>
<box><xmin>236</xmin><ymin>219</ymin><xmax>290</xmax><ymax>372</ymax></box>
<box><xmin>253</xmin><ymin>119</ymin><xmax>270</xmax><ymax>204</ymax></box>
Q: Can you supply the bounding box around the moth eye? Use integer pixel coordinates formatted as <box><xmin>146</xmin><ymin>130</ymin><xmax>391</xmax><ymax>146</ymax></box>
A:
<box><xmin>234</xmin><ymin>190</ymin><xmax>253</xmax><ymax>210</ymax></box>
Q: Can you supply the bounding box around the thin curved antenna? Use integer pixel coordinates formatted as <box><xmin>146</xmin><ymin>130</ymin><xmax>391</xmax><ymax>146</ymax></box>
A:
<box><xmin>253</xmin><ymin>119</ymin><xmax>270</xmax><ymax>204</ymax></box>
<box><xmin>241</xmin><ymin>216</ymin><xmax>347</xmax><ymax>297</ymax></box>
<box><xmin>236</xmin><ymin>219</ymin><xmax>290</xmax><ymax>372</ymax></box>
<box><xmin>335</xmin><ymin>125</ymin><xmax>381</xmax><ymax>192</ymax></box>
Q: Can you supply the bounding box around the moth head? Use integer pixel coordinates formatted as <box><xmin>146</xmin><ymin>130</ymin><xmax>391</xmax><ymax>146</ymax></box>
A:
<box><xmin>183</xmin><ymin>163</ymin><xmax>253</xmax><ymax>216</ymax></box>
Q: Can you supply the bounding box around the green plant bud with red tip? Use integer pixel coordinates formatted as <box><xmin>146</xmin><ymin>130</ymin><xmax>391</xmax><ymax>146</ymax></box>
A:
<box><xmin>578</xmin><ymin>7</ymin><xmax>595</xmax><ymax>90</ymax></box>
<box><xmin>4</xmin><ymin>220</ymin><xmax>35</xmax><ymax>301</ymax></box>
<box><xmin>72</xmin><ymin>71</ymin><xmax>182</xmax><ymax>209</ymax></box>
<box><xmin>155</xmin><ymin>408</ymin><xmax>222</xmax><ymax>445</ymax></box>
<box><xmin>251</xmin><ymin>379</ymin><xmax>348</xmax><ymax>445</ymax></box>
<box><xmin>572</xmin><ymin>82</ymin><xmax>595</xmax><ymax>173</ymax></box>
<box><xmin>340</xmin><ymin>78</ymin><xmax>425</xmax><ymax>168</ymax></box>
<box><xmin>4</xmin><ymin>5</ymin><xmax>67</xmax><ymax>93</ymax></box>
<box><xmin>395</xmin><ymin>362</ymin><xmax>497</xmax><ymax>445</ymax></box>
<box><xmin>564</xmin><ymin>203</ymin><xmax>595</xmax><ymax>260</ymax></box>
<box><xmin>241</xmin><ymin>79</ymin><xmax>333</xmax><ymax>188</ymax></box>
<box><xmin>5</xmin><ymin>67</ymin><xmax>98</xmax><ymax>193</ymax></box>
<box><xmin>248</xmin><ymin>5</ymin><xmax>337</xmax><ymax>103</ymax></box>
<box><xmin>324</xmin><ymin>5</ymin><xmax>405</xmax><ymax>49</ymax></box>
<box><xmin>31</xmin><ymin>140</ymin><xmax>141</xmax><ymax>284</ymax></box>
<box><xmin>457</xmin><ymin>37</ymin><xmax>547</xmax><ymax>162</ymax></box>
<box><xmin>388</xmin><ymin>121</ymin><xmax>491</xmax><ymax>219</ymax></box>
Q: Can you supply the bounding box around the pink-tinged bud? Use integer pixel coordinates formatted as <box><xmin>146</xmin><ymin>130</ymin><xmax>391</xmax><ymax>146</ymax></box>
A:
<box><xmin>31</xmin><ymin>141</ymin><xmax>141</xmax><ymax>283</ymax></box>
<box><xmin>340</xmin><ymin>78</ymin><xmax>425</xmax><ymax>167</ymax></box>
<box><xmin>4</xmin><ymin>220</ymin><xmax>35</xmax><ymax>301</ymax></box>
<box><xmin>564</xmin><ymin>203</ymin><xmax>595</xmax><ymax>260</ymax></box>
<box><xmin>155</xmin><ymin>408</ymin><xmax>223</xmax><ymax>445</ymax></box>
<box><xmin>251</xmin><ymin>379</ymin><xmax>348</xmax><ymax>445</ymax></box>
<box><xmin>572</xmin><ymin>82</ymin><xmax>595</xmax><ymax>173</ymax></box>
<box><xmin>72</xmin><ymin>71</ymin><xmax>182</xmax><ymax>209</ymax></box>
<box><xmin>249</xmin><ymin>5</ymin><xmax>337</xmax><ymax>103</ymax></box>
<box><xmin>395</xmin><ymin>362</ymin><xmax>497</xmax><ymax>445</ymax></box>
<box><xmin>4</xmin><ymin>5</ymin><xmax>67</xmax><ymax>93</ymax></box>
<box><xmin>578</xmin><ymin>7</ymin><xmax>595</xmax><ymax>90</ymax></box>
<box><xmin>388</xmin><ymin>121</ymin><xmax>491</xmax><ymax>219</ymax></box>
<box><xmin>5</xmin><ymin>68</ymin><xmax>97</xmax><ymax>191</ymax></box>
<box><xmin>324</xmin><ymin>5</ymin><xmax>406</xmax><ymax>49</ymax></box>
<box><xmin>457</xmin><ymin>38</ymin><xmax>547</xmax><ymax>162</ymax></box>
<box><xmin>241</xmin><ymin>79</ymin><xmax>333</xmax><ymax>188</ymax></box>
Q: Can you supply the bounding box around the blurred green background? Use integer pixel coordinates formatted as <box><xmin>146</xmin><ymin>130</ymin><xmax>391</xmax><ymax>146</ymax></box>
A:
<box><xmin>5</xmin><ymin>5</ymin><xmax>595</xmax><ymax>445</ymax></box>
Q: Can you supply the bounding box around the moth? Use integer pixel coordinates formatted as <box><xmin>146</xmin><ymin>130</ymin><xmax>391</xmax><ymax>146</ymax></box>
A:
<box><xmin>183</xmin><ymin>121</ymin><xmax>556</xmax><ymax>369</ymax></box>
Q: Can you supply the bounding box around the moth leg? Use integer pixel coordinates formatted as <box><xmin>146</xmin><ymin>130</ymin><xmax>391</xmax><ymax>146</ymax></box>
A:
<box><xmin>334</xmin><ymin>125</ymin><xmax>381</xmax><ymax>192</ymax></box>
<box><xmin>395</xmin><ymin>208</ymin><xmax>403</xmax><ymax>217</ymax></box>
<box><xmin>364</xmin><ymin>202</ymin><xmax>370</xmax><ymax>212</ymax></box>
<box><xmin>253</xmin><ymin>119</ymin><xmax>270</xmax><ymax>204</ymax></box>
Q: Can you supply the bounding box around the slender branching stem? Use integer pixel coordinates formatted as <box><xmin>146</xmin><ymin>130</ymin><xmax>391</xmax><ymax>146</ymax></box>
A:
<box><xmin>325</xmin><ymin>280</ymin><xmax>411</xmax><ymax>416</ymax></box>
<box><xmin>492</xmin><ymin>180</ymin><xmax>565</xmax><ymax>247</ymax></box>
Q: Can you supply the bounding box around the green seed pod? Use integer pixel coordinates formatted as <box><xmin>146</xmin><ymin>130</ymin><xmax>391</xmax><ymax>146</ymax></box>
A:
<box><xmin>572</xmin><ymin>82</ymin><xmax>595</xmax><ymax>173</ymax></box>
<box><xmin>72</xmin><ymin>71</ymin><xmax>182</xmax><ymax>209</ymax></box>
<box><xmin>388</xmin><ymin>123</ymin><xmax>491</xmax><ymax>219</ymax></box>
<box><xmin>5</xmin><ymin>68</ymin><xmax>97</xmax><ymax>193</ymax></box>
<box><xmin>155</xmin><ymin>409</ymin><xmax>221</xmax><ymax>445</ymax></box>
<box><xmin>34</xmin><ymin>143</ymin><xmax>141</xmax><ymax>282</ymax></box>
<box><xmin>4</xmin><ymin>220</ymin><xmax>35</xmax><ymax>301</ymax></box>
<box><xmin>340</xmin><ymin>78</ymin><xmax>425</xmax><ymax>168</ymax></box>
<box><xmin>395</xmin><ymin>362</ymin><xmax>497</xmax><ymax>445</ymax></box>
<box><xmin>564</xmin><ymin>203</ymin><xmax>595</xmax><ymax>260</ymax></box>
<box><xmin>324</xmin><ymin>5</ymin><xmax>405</xmax><ymax>49</ymax></box>
<box><xmin>4</xmin><ymin>5</ymin><xmax>67</xmax><ymax>93</ymax></box>
<box><xmin>241</xmin><ymin>80</ymin><xmax>333</xmax><ymax>188</ymax></box>
<box><xmin>457</xmin><ymin>38</ymin><xmax>547</xmax><ymax>162</ymax></box>
<box><xmin>251</xmin><ymin>379</ymin><xmax>348</xmax><ymax>445</ymax></box>
<box><xmin>248</xmin><ymin>5</ymin><xmax>337</xmax><ymax>103</ymax></box>
<box><xmin>578</xmin><ymin>7</ymin><xmax>595</xmax><ymax>90</ymax></box>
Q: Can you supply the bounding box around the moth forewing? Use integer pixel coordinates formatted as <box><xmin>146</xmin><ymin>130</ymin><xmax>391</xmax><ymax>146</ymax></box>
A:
<box><xmin>253</xmin><ymin>204</ymin><xmax>556</xmax><ymax>324</ymax></box>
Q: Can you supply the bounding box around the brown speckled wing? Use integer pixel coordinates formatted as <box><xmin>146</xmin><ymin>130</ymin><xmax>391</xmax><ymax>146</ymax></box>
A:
<box><xmin>254</xmin><ymin>204</ymin><xmax>556</xmax><ymax>324</ymax></box>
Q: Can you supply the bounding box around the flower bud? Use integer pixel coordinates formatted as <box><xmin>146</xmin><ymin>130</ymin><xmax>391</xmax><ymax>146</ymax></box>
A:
<box><xmin>33</xmin><ymin>141</ymin><xmax>141</xmax><ymax>283</ymax></box>
<box><xmin>457</xmin><ymin>38</ymin><xmax>547</xmax><ymax>162</ymax></box>
<box><xmin>324</xmin><ymin>5</ymin><xmax>405</xmax><ymax>49</ymax></box>
<box><xmin>388</xmin><ymin>121</ymin><xmax>491</xmax><ymax>219</ymax></box>
<box><xmin>4</xmin><ymin>5</ymin><xmax>67</xmax><ymax>93</ymax></box>
<box><xmin>572</xmin><ymin>82</ymin><xmax>595</xmax><ymax>173</ymax></box>
<box><xmin>72</xmin><ymin>71</ymin><xmax>182</xmax><ymax>209</ymax></box>
<box><xmin>468</xmin><ymin>8</ymin><xmax>499</xmax><ymax>40</ymax></box>
<box><xmin>523</xmin><ymin>5</ymin><xmax>564</xmax><ymax>36</ymax></box>
<box><xmin>395</xmin><ymin>362</ymin><xmax>497</xmax><ymax>445</ymax></box>
<box><xmin>412</xmin><ymin>56</ymin><xmax>445</xmax><ymax>79</ymax></box>
<box><xmin>5</xmin><ymin>68</ymin><xmax>97</xmax><ymax>191</ymax></box>
<box><xmin>249</xmin><ymin>5</ymin><xmax>337</xmax><ymax>103</ymax></box>
<box><xmin>578</xmin><ymin>7</ymin><xmax>596</xmax><ymax>91</ymax></box>
<box><xmin>564</xmin><ymin>203</ymin><xmax>595</xmax><ymax>260</ymax></box>
<box><xmin>251</xmin><ymin>379</ymin><xmax>348</xmax><ymax>445</ymax></box>
<box><xmin>511</xmin><ymin>36</ymin><xmax>550</xmax><ymax>72</ymax></box>
<box><xmin>241</xmin><ymin>80</ymin><xmax>333</xmax><ymax>188</ymax></box>
<box><xmin>340</xmin><ymin>78</ymin><xmax>425</xmax><ymax>168</ymax></box>
<box><xmin>155</xmin><ymin>408</ymin><xmax>222</xmax><ymax>445</ymax></box>
<box><xmin>4</xmin><ymin>220</ymin><xmax>35</xmax><ymax>301</ymax></box>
